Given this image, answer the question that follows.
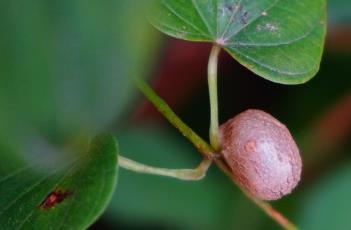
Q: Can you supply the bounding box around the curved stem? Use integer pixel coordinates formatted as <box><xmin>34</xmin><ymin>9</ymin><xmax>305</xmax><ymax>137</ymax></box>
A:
<box><xmin>133</xmin><ymin>76</ymin><xmax>298</xmax><ymax>230</ymax></box>
<box><xmin>208</xmin><ymin>45</ymin><xmax>221</xmax><ymax>151</ymax></box>
<box><xmin>133</xmin><ymin>76</ymin><xmax>215</xmax><ymax>158</ymax></box>
<box><xmin>119</xmin><ymin>156</ymin><xmax>211</xmax><ymax>181</ymax></box>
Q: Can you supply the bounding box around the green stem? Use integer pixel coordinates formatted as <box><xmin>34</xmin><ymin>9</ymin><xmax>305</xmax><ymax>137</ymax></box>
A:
<box><xmin>133</xmin><ymin>76</ymin><xmax>298</xmax><ymax>230</ymax></box>
<box><xmin>119</xmin><ymin>156</ymin><xmax>212</xmax><ymax>181</ymax></box>
<box><xmin>133</xmin><ymin>76</ymin><xmax>215</xmax><ymax>158</ymax></box>
<box><xmin>208</xmin><ymin>45</ymin><xmax>221</xmax><ymax>151</ymax></box>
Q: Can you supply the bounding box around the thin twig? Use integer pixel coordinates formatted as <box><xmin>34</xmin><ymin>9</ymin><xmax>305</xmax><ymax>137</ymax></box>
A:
<box><xmin>133</xmin><ymin>77</ymin><xmax>215</xmax><ymax>159</ymax></box>
<box><xmin>119</xmin><ymin>156</ymin><xmax>212</xmax><ymax>181</ymax></box>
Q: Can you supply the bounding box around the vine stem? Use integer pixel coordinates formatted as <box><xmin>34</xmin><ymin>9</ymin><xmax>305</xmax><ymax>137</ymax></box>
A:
<box><xmin>208</xmin><ymin>45</ymin><xmax>221</xmax><ymax>151</ymax></box>
<box><xmin>119</xmin><ymin>156</ymin><xmax>212</xmax><ymax>181</ymax></box>
<box><xmin>133</xmin><ymin>76</ymin><xmax>215</xmax><ymax>159</ymax></box>
<box><xmin>132</xmin><ymin>47</ymin><xmax>298</xmax><ymax>229</ymax></box>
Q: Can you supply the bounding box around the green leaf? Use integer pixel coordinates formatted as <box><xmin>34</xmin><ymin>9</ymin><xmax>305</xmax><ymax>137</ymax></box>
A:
<box><xmin>0</xmin><ymin>134</ymin><xmax>118</xmax><ymax>230</ymax></box>
<box><xmin>297</xmin><ymin>159</ymin><xmax>351</xmax><ymax>230</ymax></box>
<box><xmin>0</xmin><ymin>0</ymin><xmax>159</xmax><ymax>144</ymax></box>
<box><xmin>150</xmin><ymin>0</ymin><xmax>327</xmax><ymax>84</ymax></box>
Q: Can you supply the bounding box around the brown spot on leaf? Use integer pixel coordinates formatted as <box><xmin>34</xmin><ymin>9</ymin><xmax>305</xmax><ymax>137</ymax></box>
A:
<box><xmin>240</xmin><ymin>11</ymin><xmax>249</xmax><ymax>25</ymax></box>
<box><xmin>39</xmin><ymin>189</ymin><xmax>72</xmax><ymax>210</ymax></box>
<box><xmin>226</xmin><ymin>4</ymin><xmax>242</xmax><ymax>13</ymax></box>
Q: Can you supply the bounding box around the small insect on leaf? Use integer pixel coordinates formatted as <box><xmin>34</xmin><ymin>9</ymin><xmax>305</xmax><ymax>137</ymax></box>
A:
<box><xmin>39</xmin><ymin>190</ymin><xmax>73</xmax><ymax>210</ymax></box>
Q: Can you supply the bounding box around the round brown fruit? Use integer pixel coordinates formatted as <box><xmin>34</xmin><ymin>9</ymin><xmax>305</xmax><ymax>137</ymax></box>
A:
<box><xmin>219</xmin><ymin>109</ymin><xmax>302</xmax><ymax>200</ymax></box>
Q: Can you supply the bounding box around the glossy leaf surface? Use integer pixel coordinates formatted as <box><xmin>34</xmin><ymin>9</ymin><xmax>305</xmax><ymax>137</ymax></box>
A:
<box><xmin>150</xmin><ymin>0</ymin><xmax>327</xmax><ymax>84</ymax></box>
<box><xmin>0</xmin><ymin>135</ymin><xmax>118</xmax><ymax>229</ymax></box>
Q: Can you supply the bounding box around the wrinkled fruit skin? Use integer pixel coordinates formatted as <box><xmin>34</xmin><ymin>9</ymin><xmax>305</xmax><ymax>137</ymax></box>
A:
<box><xmin>220</xmin><ymin>109</ymin><xmax>302</xmax><ymax>201</ymax></box>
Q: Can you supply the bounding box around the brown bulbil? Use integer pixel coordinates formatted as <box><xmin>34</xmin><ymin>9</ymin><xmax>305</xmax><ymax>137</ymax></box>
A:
<box><xmin>220</xmin><ymin>109</ymin><xmax>302</xmax><ymax>200</ymax></box>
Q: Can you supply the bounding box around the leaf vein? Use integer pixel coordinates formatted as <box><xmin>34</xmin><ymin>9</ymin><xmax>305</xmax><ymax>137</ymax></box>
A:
<box><xmin>191</xmin><ymin>0</ymin><xmax>215</xmax><ymax>37</ymax></box>
<box><xmin>224</xmin><ymin>0</ymin><xmax>280</xmax><ymax>41</ymax></box>
<box><xmin>161</xmin><ymin>0</ymin><xmax>210</xmax><ymax>38</ymax></box>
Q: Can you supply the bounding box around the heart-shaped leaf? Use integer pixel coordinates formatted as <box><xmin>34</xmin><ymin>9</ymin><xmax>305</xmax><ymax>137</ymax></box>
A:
<box><xmin>150</xmin><ymin>0</ymin><xmax>327</xmax><ymax>84</ymax></box>
<box><xmin>0</xmin><ymin>134</ymin><xmax>118</xmax><ymax>230</ymax></box>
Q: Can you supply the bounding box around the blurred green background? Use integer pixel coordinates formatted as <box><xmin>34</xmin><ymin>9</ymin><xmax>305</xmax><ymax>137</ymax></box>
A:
<box><xmin>0</xmin><ymin>1</ymin><xmax>350</xmax><ymax>229</ymax></box>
